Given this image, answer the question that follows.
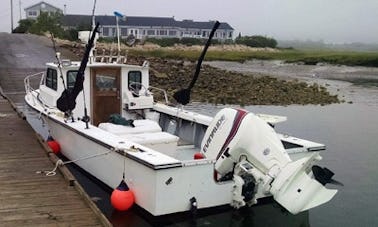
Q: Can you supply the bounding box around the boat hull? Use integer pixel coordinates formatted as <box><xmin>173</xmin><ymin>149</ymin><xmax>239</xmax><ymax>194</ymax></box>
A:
<box><xmin>43</xmin><ymin>115</ymin><xmax>234</xmax><ymax>216</ymax></box>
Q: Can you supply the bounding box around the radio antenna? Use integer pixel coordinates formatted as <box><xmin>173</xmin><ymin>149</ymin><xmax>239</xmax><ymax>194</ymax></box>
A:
<box><xmin>91</xmin><ymin>0</ymin><xmax>97</xmax><ymax>30</ymax></box>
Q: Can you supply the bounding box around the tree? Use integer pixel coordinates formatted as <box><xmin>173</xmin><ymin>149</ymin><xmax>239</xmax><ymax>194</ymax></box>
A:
<box><xmin>28</xmin><ymin>11</ymin><xmax>64</xmax><ymax>37</ymax></box>
<box><xmin>12</xmin><ymin>12</ymin><xmax>81</xmax><ymax>41</ymax></box>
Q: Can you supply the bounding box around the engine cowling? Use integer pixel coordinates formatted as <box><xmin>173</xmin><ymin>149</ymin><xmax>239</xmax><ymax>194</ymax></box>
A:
<box><xmin>201</xmin><ymin>108</ymin><xmax>290</xmax><ymax>177</ymax></box>
<box><xmin>201</xmin><ymin>108</ymin><xmax>337</xmax><ymax>214</ymax></box>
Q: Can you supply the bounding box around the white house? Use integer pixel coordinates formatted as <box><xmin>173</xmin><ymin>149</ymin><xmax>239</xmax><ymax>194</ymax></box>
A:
<box><xmin>62</xmin><ymin>15</ymin><xmax>234</xmax><ymax>41</ymax></box>
<box><xmin>24</xmin><ymin>1</ymin><xmax>62</xmax><ymax>20</ymax></box>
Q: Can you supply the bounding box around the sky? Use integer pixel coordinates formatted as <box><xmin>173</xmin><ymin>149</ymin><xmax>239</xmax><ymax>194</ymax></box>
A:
<box><xmin>1</xmin><ymin>0</ymin><xmax>378</xmax><ymax>44</ymax></box>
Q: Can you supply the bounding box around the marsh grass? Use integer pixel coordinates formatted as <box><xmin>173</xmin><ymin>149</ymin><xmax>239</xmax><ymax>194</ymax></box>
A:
<box><xmin>128</xmin><ymin>48</ymin><xmax>378</xmax><ymax>67</ymax></box>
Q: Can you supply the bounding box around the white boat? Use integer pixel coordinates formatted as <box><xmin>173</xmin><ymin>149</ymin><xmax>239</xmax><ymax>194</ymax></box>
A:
<box><xmin>24</xmin><ymin>23</ymin><xmax>338</xmax><ymax>216</ymax></box>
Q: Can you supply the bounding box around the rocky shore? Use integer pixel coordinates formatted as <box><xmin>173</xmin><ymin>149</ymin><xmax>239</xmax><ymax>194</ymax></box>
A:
<box><xmin>60</xmin><ymin>41</ymin><xmax>340</xmax><ymax>106</ymax></box>
<box><xmin>145</xmin><ymin>58</ymin><xmax>339</xmax><ymax>106</ymax></box>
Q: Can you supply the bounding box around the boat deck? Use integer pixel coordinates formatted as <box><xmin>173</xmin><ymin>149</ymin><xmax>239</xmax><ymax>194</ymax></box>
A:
<box><xmin>0</xmin><ymin>94</ymin><xmax>110</xmax><ymax>226</ymax></box>
<box><xmin>175</xmin><ymin>144</ymin><xmax>200</xmax><ymax>160</ymax></box>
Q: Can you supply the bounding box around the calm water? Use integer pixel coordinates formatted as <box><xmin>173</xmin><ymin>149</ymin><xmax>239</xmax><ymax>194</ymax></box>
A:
<box><xmin>23</xmin><ymin>101</ymin><xmax>378</xmax><ymax>227</ymax></box>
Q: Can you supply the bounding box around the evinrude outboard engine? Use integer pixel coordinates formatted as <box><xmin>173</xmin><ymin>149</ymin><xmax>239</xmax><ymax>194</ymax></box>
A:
<box><xmin>201</xmin><ymin>108</ymin><xmax>337</xmax><ymax>214</ymax></box>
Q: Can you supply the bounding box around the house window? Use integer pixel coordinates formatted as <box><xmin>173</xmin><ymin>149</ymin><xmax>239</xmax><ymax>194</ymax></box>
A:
<box><xmin>111</xmin><ymin>28</ymin><xmax>116</xmax><ymax>37</ymax></box>
<box><xmin>28</xmin><ymin>11</ymin><xmax>37</xmax><ymax>17</ymax></box>
<box><xmin>121</xmin><ymin>28</ymin><xmax>127</xmax><ymax>36</ymax></box>
<box><xmin>159</xmin><ymin>30</ymin><xmax>167</xmax><ymax>36</ymax></box>
<box><xmin>67</xmin><ymin>70</ymin><xmax>78</xmax><ymax>91</ymax></box>
<box><xmin>103</xmin><ymin>27</ymin><xmax>109</xmax><ymax>37</ymax></box>
<box><xmin>147</xmin><ymin>30</ymin><xmax>155</xmax><ymax>36</ymax></box>
<box><xmin>45</xmin><ymin>68</ymin><xmax>57</xmax><ymax>90</ymax></box>
<box><xmin>129</xmin><ymin>29</ymin><xmax>138</xmax><ymax>35</ymax></box>
<box><xmin>169</xmin><ymin>30</ymin><xmax>177</xmax><ymax>36</ymax></box>
<box><xmin>229</xmin><ymin>32</ymin><xmax>232</xmax><ymax>38</ymax></box>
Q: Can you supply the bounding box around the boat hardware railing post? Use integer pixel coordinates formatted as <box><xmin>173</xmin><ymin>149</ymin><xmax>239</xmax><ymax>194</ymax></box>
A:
<box><xmin>24</xmin><ymin>71</ymin><xmax>44</xmax><ymax>93</ymax></box>
<box><xmin>24</xmin><ymin>71</ymin><xmax>45</xmax><ymax>106</ymax></box>
<box><xmin>148</xmin><ymin>86</ymin><xmax>169</xmax><ymax>104</ymax></box>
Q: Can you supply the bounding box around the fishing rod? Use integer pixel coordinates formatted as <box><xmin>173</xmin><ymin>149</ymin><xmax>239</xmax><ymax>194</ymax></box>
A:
<box><xmin>56</xmin><ymin>23</ymin><xmax>100</xmax><ymax>117</ymax></box>
<box><xmin>173</xmin><ymin>20</ymin><xmax>220</xmax><ymax>105</ymax></box>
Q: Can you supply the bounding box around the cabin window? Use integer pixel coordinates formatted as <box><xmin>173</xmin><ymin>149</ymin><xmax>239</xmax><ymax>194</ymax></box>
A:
<box><xmin>45</xmin><ymin>68</ymin><xmax>57</xmax><ymax>90</ymax></box>
<box><xmin>67</xmin><ymin>70</ymin><xmax>78</xmax><ymax>91</ymax></box>
<box><xmin>128</xmin><ymin>71</ymin><xmax>142</xmax><ymax>90</ymax></box>
<box><xmin>96</xmin><ymin>74</ymin><xmax>117</xmax><ymax>91</ymax></box>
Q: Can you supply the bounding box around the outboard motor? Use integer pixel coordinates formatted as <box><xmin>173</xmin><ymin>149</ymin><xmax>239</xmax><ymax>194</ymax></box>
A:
<box><xmin>201</xmin><ymin>108</ymin><xmax>337</xmax><ymax>214</ymax></box>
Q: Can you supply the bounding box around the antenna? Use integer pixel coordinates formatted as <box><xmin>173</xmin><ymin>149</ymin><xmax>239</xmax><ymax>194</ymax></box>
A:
<box><xmin>89</xmin><ymin>0</ymin><xmax>97</xmax><ymax>57</ymax></box>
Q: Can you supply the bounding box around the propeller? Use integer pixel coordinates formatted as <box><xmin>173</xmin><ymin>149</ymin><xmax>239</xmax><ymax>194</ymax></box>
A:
<box><xmin>312</xmin><ymin>165</ymin><xmax>344</xmax><ymax>186</ymax></box>
<box><xmin>173</xmin><ymin>20</ymin><xmax>220</xmax><ymax>105</ymax></box>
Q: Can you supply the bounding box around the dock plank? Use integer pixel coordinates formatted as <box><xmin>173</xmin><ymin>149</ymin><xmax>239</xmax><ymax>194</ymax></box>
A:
<box><xmin>0</xmin><ymin>95</ymin><xmax>110</xmax><ymax>226</ymax></box>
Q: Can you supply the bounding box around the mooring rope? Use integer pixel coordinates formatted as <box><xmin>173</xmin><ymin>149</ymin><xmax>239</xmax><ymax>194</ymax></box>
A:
<box><xmin>36</xmin><ymin>149</ymin><xmax>114</xmax><ymax>176</ymax></box>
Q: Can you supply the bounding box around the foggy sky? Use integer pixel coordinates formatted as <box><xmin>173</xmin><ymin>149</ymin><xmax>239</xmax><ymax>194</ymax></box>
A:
<box><xmin>1</xmin><ymin>0</ymin><xmax>378</xmax><ymax>44</ymax></box>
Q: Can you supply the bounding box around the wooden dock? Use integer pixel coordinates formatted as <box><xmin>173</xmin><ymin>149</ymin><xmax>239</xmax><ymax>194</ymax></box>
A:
<box><xmin>0</xmin><ymin>94</ymin><xmax>111</xmax><ymax>226</ymax></box>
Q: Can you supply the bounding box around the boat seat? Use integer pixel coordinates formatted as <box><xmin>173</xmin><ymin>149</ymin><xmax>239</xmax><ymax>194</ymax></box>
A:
<box><xmin>98</xmin><ymin>119</ymin><xmax>162</xmax><ymax>135</ymax></box>
<box><xmin>119</xmin><ymin>132</ymin><xmax>179</xmax><ymax>155</ymax></box>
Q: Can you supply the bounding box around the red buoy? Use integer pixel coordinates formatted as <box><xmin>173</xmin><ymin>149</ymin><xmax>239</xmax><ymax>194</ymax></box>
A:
<box><xmin>194</xmin><ymin>152</ymin><xmax>205</xmax><ymax>160</ymax></box>
<box><xmin>47</xmin><ymin>140</ymin><xmax>60</xmax><ymax>154</ymax></box>
<box><xmin>111</xmin><ymin>180</ymin><xmax>135</xmax><ymax>211</ymax></box>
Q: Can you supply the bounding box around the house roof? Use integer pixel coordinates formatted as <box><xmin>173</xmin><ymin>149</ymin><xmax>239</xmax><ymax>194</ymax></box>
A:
<box><xmin>179</xmin><ymin>20</ymin><xmax>233</xmax><ymax>30</ymax></box>
<box><xmin>24</xmin><ymin>1</ymin><xmax>62</xmax><ymax>11</ymax></box>
<box><xmin>61</xmin><ymin>15</ymin><xmax>234</xmax><ymax>30</ymax></box>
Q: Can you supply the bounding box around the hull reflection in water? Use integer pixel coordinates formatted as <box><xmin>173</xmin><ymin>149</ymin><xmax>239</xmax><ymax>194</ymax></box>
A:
<box><xmin>110</xmin><ymin>200</ymin><xmax>309</xmax><ymax>227</ymax></box>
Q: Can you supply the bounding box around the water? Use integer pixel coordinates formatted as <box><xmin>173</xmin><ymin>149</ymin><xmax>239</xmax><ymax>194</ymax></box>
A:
<box><xmin>23</xmin><ymin>100</ymin><xmax>378</xmax><ymax>226</ymax></box>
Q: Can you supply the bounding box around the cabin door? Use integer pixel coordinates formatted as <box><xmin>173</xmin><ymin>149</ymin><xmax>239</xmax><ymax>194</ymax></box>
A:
<box><xmin>91</xmin><ymin>68</ymin><xmax>121</xmax><ymax>126</ymax></box>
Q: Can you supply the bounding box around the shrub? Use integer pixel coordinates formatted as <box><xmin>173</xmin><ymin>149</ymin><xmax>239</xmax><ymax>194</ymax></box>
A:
<box><xmin>13</xmin><ymin>19</ymin><xmax>35</xmax><ymax>33</ymax></box>
<box><xmin>235</xmin><ymin>35</ymin><xmax>277</xmax><ymax>48</ymax></box>
<box><xmin>145</xmin><ymin>37</ymin><xmax>180</xmax><ymax>47</ymax></box>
